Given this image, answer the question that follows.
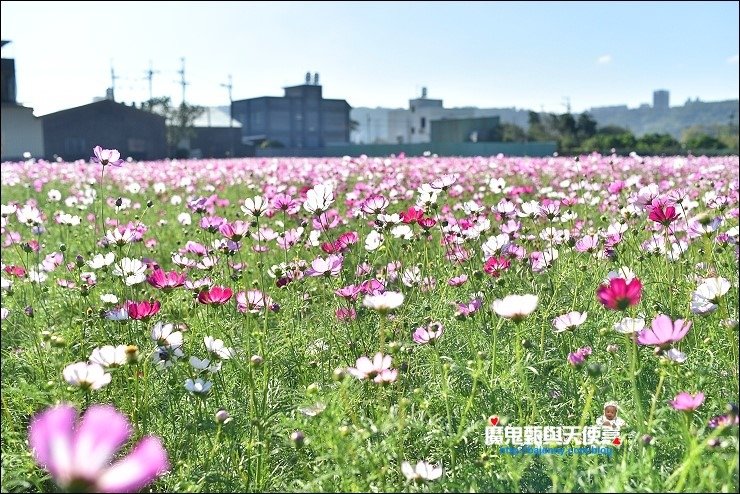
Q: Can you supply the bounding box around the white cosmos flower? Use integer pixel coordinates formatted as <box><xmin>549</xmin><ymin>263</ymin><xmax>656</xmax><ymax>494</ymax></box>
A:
<box><xmin>303</xmin><ymin>183</ymin><xmax>334</xmax><ymax>214</ymax></box>
<box><xmin>152</xmin><ymin>345</ymin><xmax>184</xmax><ymax>370</ymax></box>
<box><xmin>401</xmin><ymin>460</ymin><xmax>443</xmax><ymax>482</ymax></box>
<box><xmin>16</xmin><ymin>205</ymin><xmax>42</xmax><ymax>226</ymax></box>
<box><xmin>184</xmin><ymin>378</ymin><xmax>212</xmax><ymax>395</ymax></box>
<box><xmin>241</xmin><ymin>195</ymin><xmax>268</xmax><ymax>217</ymax></box>
<box><xmin>491</xmin><ymin>294</ymin><xmax>538</xmax><ymax>322</ymax></box>
<box><xmin>391</xmin><ymin>224</ymin><xmax>413</xmax><ymax>240</ymax></box>
<box><xmin>695</xmin><ymin>277</ymin><xmax>731</xmax><ymax>303</ymax></box>
<box><xmin>63</xmin><ymin>362</ymin><xmax>111</xmax><ymax>390</ymax></box>
<box><xmin>365</xmin><ymin>230</ymin><xmax>383</xmax><ymax>251</ymax></box>
<box><xmin>0</xmin><ymin>308</ymin><xmax>8</xmax><ymax>320</ymax></box>
<box><xmin>552</xmin><ymin>311</ymin><xmax>587</xmax><ymax>333</ymax></box>
<box><xmin>189</xmin><ymin>356</ymin><xmax>222</xmax><ymax>374</ymax></box>
<box><xmin>89</xmin><ymin>345</ymin><xmax>128</xmax><ymax>368</ymax></box>
<box><xmin>1</xmin><ymin>278</ymin><xmax>12</xmax><ymax>292</ymax></box>
<box><xmin>690</xmin><ymin>294</ymin><xmax>718</xmax><ymax>315</ymax></box>
<box><xmin>663</xmin><ymin>348</ymin><xmax>687</xmax><ymax>363</ymax></box>
<box><xmin>613</xmin><ymin>317</ymin><xmax>645</xmax><ymax>334</ymax></box>
<box><xmin>112</xmin><ymin>257</ymin><xmax>147</xmax><ymax>286</ymax></box>
<box><xmin>204</xmin><ymin>336</ymin><xmax>235</xmax><ymax>360</ymax></box>
<box><xmin>177</xmin><ymin>212</ymin><xmax>192</xmax><ymax>225</ymax></box>
<box><xmin>88</xmin><ymin>252</ymin><xmax>115</xmax><ymax>269</ymax></box>
<box><xmin>28</xmin><ymin>270</ymin><xmax>48</xmax><ymax>284</ymax></box>
<box><xmin>605</xmin><ymin>266</ymin><xmax>636</xmax><ymax>284</ymax></box>
<box><xmin>363</xmin><ymin>291</ymin><xmax>404</xmax><ymax>313</ymax></box>
<box><xmin>151</xmin><ymin>322</ymin><xmax>183</xmax><ymax>348</ymax></box>
<box><xmin>100</xmin><ymin>293</ymin><xmax>119</xmax><ymax>304</ymax></box>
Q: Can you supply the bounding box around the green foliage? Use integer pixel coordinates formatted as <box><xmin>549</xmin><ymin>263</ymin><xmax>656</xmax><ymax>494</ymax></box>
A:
<box><xmin>142</xmin><ymin>97</ymin><xmax>205</xmax><ymax>156</ymax></box>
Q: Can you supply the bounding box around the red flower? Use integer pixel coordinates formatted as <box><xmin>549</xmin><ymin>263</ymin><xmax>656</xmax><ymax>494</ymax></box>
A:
<box><xmin>147</xmin><ymin>270</ymin><xmax>187</xmax><ymax>292</ymax></box>
<box><xmin>418</xmin><ymin>217</ymin><xmax>437</xmax><ymax>230</ymax></box>
<box><xmin>596</xmin><ymin>277</ymin><xmax>642</xmax><ymax>311</ymax></box>
<box><xmin>400</xmin><ymin>207</ymin><xmax>425</xmax><ymax>224</ymax></box>
<box><xmin>198</xmin><ymin>286</ymin><xmax>233</xmax><ymax>305</ymax></box>
<box><xmin>126</xmin><ymin>300</ymin><xmax>161</xmax><ymax>320</ymax></box>
<box><xmin>648</xmin><ymin>204</ymin><xmax>679</xmax><ymax>226</ymax></box>
<box><xmin>483</xmin><ymin>256</ymin><xmax>511</xmax><ymax>277</ymax></box>
<box><xmin>4</xmin><ymin>265</ymin><xmax>26</xmax><ymax>278</ymax></box>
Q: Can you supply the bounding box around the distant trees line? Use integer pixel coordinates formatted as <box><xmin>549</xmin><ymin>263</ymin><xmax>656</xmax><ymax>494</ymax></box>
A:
<box><xmin>494</xmin><ymin>111</ymin><xmax>739</xmax><ymax>155</ymax></box>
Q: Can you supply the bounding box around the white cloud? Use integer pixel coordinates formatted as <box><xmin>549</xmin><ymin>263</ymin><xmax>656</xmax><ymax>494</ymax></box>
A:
<box><xmin>597</xmin><ymin>54</ymin><xmax>612</xmax><ymax>65</ymax></box>
<box><xmin>727</xmin><ymin>54</ymin><xmax>739</xmax><ymax>64</ymax></box>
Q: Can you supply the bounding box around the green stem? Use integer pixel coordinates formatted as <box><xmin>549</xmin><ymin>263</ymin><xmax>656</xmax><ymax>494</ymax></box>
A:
<box><xmin>646</xmin><ymin>366</ymin><xmax>667</xmax><ymax>432</ymax></box>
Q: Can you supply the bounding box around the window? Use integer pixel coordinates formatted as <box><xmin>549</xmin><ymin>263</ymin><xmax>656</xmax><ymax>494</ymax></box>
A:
<box><xmin>420</xmin><ymin>117</ymin><xmax>426</xmax><ymax>129</ymax></box>
<box><xmin>411</xmin><ymin>127</ymin><xmax>415</xmax><ymax>134</ymax></box>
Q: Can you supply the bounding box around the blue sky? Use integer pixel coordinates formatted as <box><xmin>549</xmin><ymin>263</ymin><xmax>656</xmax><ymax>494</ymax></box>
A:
<box><xmin>1</xmin><ymin>1</ymin><xmax>738</xmax><ymax>116</ymax></box>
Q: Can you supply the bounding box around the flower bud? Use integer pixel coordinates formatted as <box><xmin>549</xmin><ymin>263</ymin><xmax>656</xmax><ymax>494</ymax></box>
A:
<box><xmin>332</xmin><ymin>367</ymin><xmax>347</xmax><ymax>382</ymax></box>
<box><xmin>641</xmin><ymin>434</ymin><xmax>653</xmax><ymax>445</ymax></box>
<box><xmin>290</xmin><ymin>430</ymin><xmax>305</xmax><ymax>448</ymax></box>
<box><xmin>125</xmin><ymin>345</ymin><xmax>140</xmax><ymax>364</ymax></box>
<box><xmin>606</xmin><ymin>344</ymin><xmax>619</xmax><ymax>353</ymax></box>
<box><xmin>215</xmin><ymin>409</ymin><xmax>232</xmax><ymax>424</ymax></box>
<box><xmin>250</xmin><ymin>355</ymin><xmax>264</xmax><ymax>367</ymax></box>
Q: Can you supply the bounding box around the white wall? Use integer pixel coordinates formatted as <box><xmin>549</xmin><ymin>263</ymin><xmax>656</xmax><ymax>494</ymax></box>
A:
<box><xmin>1</xmin><ymin>104</ymin><xmax>44</xmax><ymax>160</ymax></box>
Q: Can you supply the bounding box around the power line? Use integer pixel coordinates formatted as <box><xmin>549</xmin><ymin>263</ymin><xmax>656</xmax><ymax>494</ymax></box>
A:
<box><xmin>176</xmin><ymin>57</ymin><xmax>189</xmax><ymax>104</ymax></box>
<box><xmin>144</xmin><ymin>60</ymin><xmax>160</xmax><ymax>102</ymax></box>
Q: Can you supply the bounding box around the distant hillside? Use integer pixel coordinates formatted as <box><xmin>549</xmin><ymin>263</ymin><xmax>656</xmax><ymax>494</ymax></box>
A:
<box><xmin>587</xmin><ymin>99</ymin><xmax>739</xmax><ymax>139</ymax></box>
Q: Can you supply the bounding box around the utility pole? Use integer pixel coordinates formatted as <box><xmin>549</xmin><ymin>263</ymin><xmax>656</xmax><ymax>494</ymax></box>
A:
<box><xmin>220</xmin><ymin>74</ymin><xmax>234</xmax><ymax>156</ymax></box>
<box><xmin>562</xmin><ymin>96</ymin><xmax>571</xmax><ymax>114</ymax></box>
<box><xmin>144</xmin><ymin>61</ymin><xmax>160</xmax><ymax>102</ymax></box>
<box><xmin>177</xmin><ymin>57</ymin><xmax>189</xmax><ymax>105</ymax></box>
<box><xmin>109</xmin><ymin>61</ymin><xmax>119</xmax><ymax>101</ymax></box>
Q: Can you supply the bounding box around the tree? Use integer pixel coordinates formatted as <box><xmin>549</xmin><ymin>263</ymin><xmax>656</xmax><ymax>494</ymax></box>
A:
<box><xmin>499</xmin><ymin>123</ymin><xmax>528</xmax><ymax>142</ymax></box>
<box><xmin>635</xmin><ymin>133</ymin><xmax>680</xmax><ymax>154</ymax></box>
<box><xmin>142</xmin><ymin>97</ymin><xmax>205</xmax><ymax>157</ymax></box>
<box><xmin>576</xmin><ymin>113</ymin><xmax>597</xmax><ymax>141</ymax></box>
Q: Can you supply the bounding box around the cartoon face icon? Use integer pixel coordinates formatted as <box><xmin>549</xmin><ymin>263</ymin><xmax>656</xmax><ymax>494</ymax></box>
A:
<box><xmin>604</xmin><ymin>405</ymin><xmax>618</xmax><ymax>421</ymax></box>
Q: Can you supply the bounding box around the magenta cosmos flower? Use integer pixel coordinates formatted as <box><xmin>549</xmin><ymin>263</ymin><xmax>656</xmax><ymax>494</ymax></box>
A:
<box><xmin>125</xmin><ymin>300</ymin><xmax>161</xmax><ymax>321</ymax></box>
<box><xmin>28</xmin><ymin>403</ymin><xmax>169</xmax><ymax>492</ymax></box>
<box><xmin>637</xmin><ymin>314</ymin><xmax>692</xmax><ymax>348</ymax></box>
<box><xmin>147</xmin><ymin>270</ymin><xmax>186</xmax><ymax>292</ymax></box>
<box><xmin>596</xmin><ymin>277</ymin><xmax>642</xmax><ymax>311</ymax></box>
<box><xmin>648</xmin><ymin>203</ymin><xmax>679</xmax><ymax>227</ymax></box>
<box><xmin>90</xmin><ymin>146</ymin><xmax>124</xmax><ymax>167</ymax></box>
<box><xmin>197</xmin><ymin>286</ymin><xmax>233</xmax><ymax>305</ymax></box>
<box><xmin>670</xmin><ymin>391</ymin><xmax>705</xmax><ymax>412</ymax></box>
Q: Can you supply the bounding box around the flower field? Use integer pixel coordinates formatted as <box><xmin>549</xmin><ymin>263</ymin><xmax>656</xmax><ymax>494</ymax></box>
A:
<box><xmin>1</xmin><ymin>151</ymin><xmax>738</xmax><ymax>492</ymax></box>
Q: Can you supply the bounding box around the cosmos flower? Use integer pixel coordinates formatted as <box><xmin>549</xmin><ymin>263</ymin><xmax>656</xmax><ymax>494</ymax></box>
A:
<box><xmin>363</xmin><ymin>291</ymin><xmax>404</xmax><ymax>313</ymax></box>
<box><xmin>670</xmin><ymin>391</ymin><xmax>705</xmax><ymax>412</ymax></box>
<box><xmin>637</xmin><ymin>314</ymin><xmax>692</xmax><ymax>348</ymax></box>
<box><xmin>28</xmin><ymin>403</ymin><xmax>168</xmax><ymax>493</ymax></box>
<box><xmin>552</xmin><ymin>311</ymin><xmax>587</xmax><ymax>333</ymax></box>
<box><xmin>401</xmin><ymin>460</ymin><xmax>443</xmax><ymax>482</ymax></box>
<box><xmin>62</xmin><ymin>362</ymin><xmax>111</xmax><ymax>390</ymax></box>
<box><xmin>90</xmin><ymin>146</ymin><xmax>124</xmax><ymax>167</ymax></box>
<box><xmin>596</xmin><ymin>277</ymin><xmax>642</xmax><ymax>311</ymax></box>
<box><xmin>412</xmin><ymin>322</ymin><xmax>444</xmax><ymax>345</ymax></box>
<box><xmin>491</xmin><ymin>294</ymin><xmax>538</xmax><ymax>322</ymax></box>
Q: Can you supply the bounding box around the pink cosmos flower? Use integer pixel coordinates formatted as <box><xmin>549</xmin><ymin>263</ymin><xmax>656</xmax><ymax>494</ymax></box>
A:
<box><xmin>28</xmin><ymin>403</ymin><xmax>168</xmax><ymax>492</ymax></box>
<box><xmin>335</xmin><ymin>284</ymin><xmax>361</xmax><ymax>301</ymax></box>
<box><xmin>637</xmin><ymin>314</ymin><xmax>692</xmax><ymax>348</ymax></box>
<box><xmin>219</xmin><ymin>220</ymin><xmax>250</xmax><ymax>242</ymax></box>
<box><xmin>197</xmin><ymin>286</ymin><xmax>233</xmax><ymax>305</ymax></box>
<box><xmin>90</xmin><ymin>146</ymin><xmax>124</xmax><ymax>167</ymax></box>
<box><xmin>236</xmin><ymin>289</ymin><xmax>275</xmax><ymax>314</ymax></box>
<box><xmin>347</xmin><ymin>353</ymin><xmax>397</xmax><ymax>384</ymax></box>
<box><xmin>412</xmin><ymin>322</ymin><xmax>444</xmax><ymax>345</ymax></box>
<box><xmin>125</xmin><ymin>300</ymin><xmax>161</xmax><ymax>321</ymax></box>
<box><xmin>567</xmin><ymin>346</ymin><xmax>592</xmax><ymax>367</ymax></box>
<box><xmin>335</xmin><ymin>307</ymin><xmax>356</xmax><ymax>321</ymax></box>
<box><xmin>670</xmin><ymin>391</ymin><xmax>705</xmax><ymax>412</ymax></box>
<box><xmin>648</xmin><ymin>203</ymin><xmax>679</xmax><ymax>227</ymax></box>
<box><xmin>305</xmin><ymin>255</ymin><xmax>343</xmax><ymax>277</ymax></box>
<box><xmin>447</xmin><ymin>274</ymin><xmax>468</xmax><ymax>287</ymax></box>
<box><xmin>147</xmin><ymin>270</ymin><xmax>186</xmax><ymax>292</ymax></box>
<box><xmin>483</xmin><ymin>256</ymin><xmax>511</xmax><ymax>277</ymax></box>
<box><xmin>400</xmin><ymin>206</ymin><xmax>425</xmax><ymax>224</ymax></box>
<box><xmin>596</xmin><ymin>277</ymin><xmax>642</xmax><ymax>311</ymax></box>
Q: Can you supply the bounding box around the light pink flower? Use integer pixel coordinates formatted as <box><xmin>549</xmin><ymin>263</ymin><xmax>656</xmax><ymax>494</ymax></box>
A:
<box><xmin>637</xmin><ymin>314</ymin><xmax>692</xmax><ymax>348</ymax></box>
<box><xmin>670</xmin><ymin>391</ymin><xmax>705</xmax><ymax>412</ymax></box>
<box><xmin>28</xmin><ymin>404</ymin><xmax>169</xmax><ymax>492</ymax></box>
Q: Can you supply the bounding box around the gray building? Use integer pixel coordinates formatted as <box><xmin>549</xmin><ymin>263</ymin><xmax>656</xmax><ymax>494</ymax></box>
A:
<box><xmin>1</xmin><ymin>40</ymin><xmax>44</xmax><ymax>160</ymax></box>
<box><xmin>232</xmin><ymin>74</ymin><xmax>351</xmax><ymax>149</ymax></box>
<box><xmin>431</xmin><ymin>116</ymin><xmax>501</xmax><ymax>143</ymax></box>
<box><xmin>41</xmin><ymin>99</ymin><xmax>167</xmax><ymax>161</ymax></box>
<box><xmin>653</xmin><ymin>90</ymin><xmax>670</xmax><ymax>111</ymax></box>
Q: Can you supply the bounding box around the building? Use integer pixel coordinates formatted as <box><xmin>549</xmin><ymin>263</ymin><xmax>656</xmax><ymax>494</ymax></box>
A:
<box><xmin>430</xmin><ymin>116</ymin><xmax>501</xmax><ymax>143</ymax></box>
<box><xmin>1</xmin><ymin>40</ymin><xmax>44</xmax><ymax>161</ymax></box>
<box><xmin>41</xmin><ymin>99</ymin><xmax>167</xmax><ymax>161</ymax></box>
<box><xmin>189</xmin><ymin>106</ymin><xmax>253</xmax><ymax>158</ymax></box>
<box><xmin>351</xmin><ymin>87</ymin><xmax>531</xmax><ymax>145</ymax></box>
<box><xmin>653</xmin><ymin>90</ymin><xmax>670</xmax><ymax>111</ymax></box>
<box><xmin>232</xmin><ymin>73</ymin><xmax>351</xmax><ymax>150</ymax></box>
